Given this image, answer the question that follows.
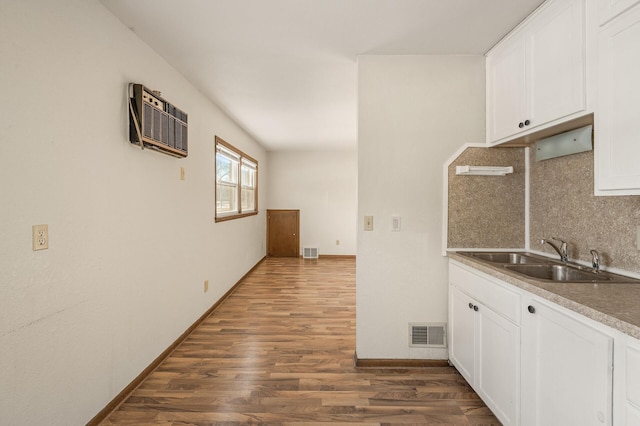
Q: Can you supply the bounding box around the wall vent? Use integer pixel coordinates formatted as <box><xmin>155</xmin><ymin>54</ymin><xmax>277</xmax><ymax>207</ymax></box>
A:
<box><xmin>303</xmin><ymin>247</ymin><xmax>319</xmax><ymax>259</ymax></box>
<box><xmin>409</xmin><ymin>323</ymin><xmax>447</xmax><ymax>348</ymax></box>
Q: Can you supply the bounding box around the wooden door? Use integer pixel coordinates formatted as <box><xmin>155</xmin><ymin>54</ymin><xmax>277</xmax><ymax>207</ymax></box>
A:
<box><xmin>267</xmin><ymin>210</ymin><xmax>299</xmax><ymax>257</ymax></box>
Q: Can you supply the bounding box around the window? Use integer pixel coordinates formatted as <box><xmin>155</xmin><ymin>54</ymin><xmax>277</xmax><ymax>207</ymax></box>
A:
<box><xmin>215</xmin><ymin>136</ymin><xmax>258</xmax><ymax>221</ymax></box>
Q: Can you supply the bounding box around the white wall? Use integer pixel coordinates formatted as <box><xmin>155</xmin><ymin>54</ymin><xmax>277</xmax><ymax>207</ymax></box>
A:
<box><xmin>0</xmin><ymin>1</ymin><xmax>266</xmax><ymax>424</ymax></box>
<box><xmin>356</xmin><ymin>55</ymin><xmax>485</xmax><ymax>359</ymax></box>
<box><xmin>267</xmin><ymin>150</ymin><xmax>357</xmax><ymax>255</ymax></box>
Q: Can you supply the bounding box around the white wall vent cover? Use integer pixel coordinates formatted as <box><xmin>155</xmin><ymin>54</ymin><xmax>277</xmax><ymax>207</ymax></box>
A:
<box><xmin>409</xmin><ymin>323</ymin><xmax>447</xmax><ymax>348</ymax></box>
<box><xmin>303</xmin><ymin>247</ymin><xmax>319</xmax><ymax>259</ymax></box>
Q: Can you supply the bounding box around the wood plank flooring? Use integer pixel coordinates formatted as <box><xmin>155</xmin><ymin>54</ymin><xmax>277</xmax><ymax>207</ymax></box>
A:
<box><xmin>100</xmin><ymin>257</ymin><xmax>500</xmax><ymax>425</ymax></box>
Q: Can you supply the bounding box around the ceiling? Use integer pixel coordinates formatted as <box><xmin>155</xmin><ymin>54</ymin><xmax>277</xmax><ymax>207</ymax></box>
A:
<box><xmin>100</xmin><ymin>0</ymin><xmax>545</xmax><ymax>151</ymax></box>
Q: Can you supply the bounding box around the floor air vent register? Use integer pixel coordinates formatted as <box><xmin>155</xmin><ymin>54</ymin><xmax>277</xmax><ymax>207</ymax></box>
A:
<box><xmin>303</xmin><ymin>247</ymin><xmax>319</xmax><ymax>259</ymax></box>
<box><xmin>409</xmin><ymin>323</ymin><xmax>447</xmax><ymax>347</ymax></box>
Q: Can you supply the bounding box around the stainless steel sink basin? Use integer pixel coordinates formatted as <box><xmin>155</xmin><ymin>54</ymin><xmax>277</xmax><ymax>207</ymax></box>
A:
<box><xmin>461</xmin><ymin>252</ymin><xmax>550</xmax><ymax>264</ymax></box>
<box><xmin>504</xmin><ymin>264</ymin><xmax>611</xmax><ymax>282</ymax></box>
<box><xmin>458</xmin><ymin>251</ymin><xmax>640</xmax><ymax>283</ymax></box>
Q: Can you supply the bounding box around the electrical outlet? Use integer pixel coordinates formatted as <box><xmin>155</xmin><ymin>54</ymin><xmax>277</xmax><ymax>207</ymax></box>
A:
<box><xmin>336</xmin><ymin>240</ymin><xmax>340</xmax><ymax>245</ymax></box>
<box><xmin>32</xmin><ymin>224</ymin><xmax>48</xmax><ymax>251</ymax></box>
<box><xmin>204</xmin><ymin>280</ymin><xmax>209</xmax><ymax>293</ymax></box>
<box><xmin>392</xmin><ymin>215</ymin><xmax>401</xmax><ymax>232</ymax></box>
<box><xmin>364</xmin><ymin>216</ymin><xmax>374</xmax><ymax>231</ymax></box>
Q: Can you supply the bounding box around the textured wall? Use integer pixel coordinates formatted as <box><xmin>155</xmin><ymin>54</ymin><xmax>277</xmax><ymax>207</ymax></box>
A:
<box><xmin>530</xmin><ymin>150</ymin><xmax>640</xmax><ymax>273</ymax></box>
<box><xmin>448</xmin><ymin>147</ymin><xmax>526</xmax><ymax>248</ymax></box>
<box><xmin>0</xmin><ymin>1</ymin><xmax>266</xmax><ymax>424</ymax></box>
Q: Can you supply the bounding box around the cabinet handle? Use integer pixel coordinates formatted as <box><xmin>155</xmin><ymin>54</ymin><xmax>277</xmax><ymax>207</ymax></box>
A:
<box><xmin>518</xmin><ymin>122</ymin><xmax>524</xmax><ymax>128</ymax></box>
<box><xmin>473</xmin><ymin>305</ymin><xmax>479</xmax><ymax>312</ymax></box>
<box><xmin>528</xmin><ymin>305</ymin><xmax>536</xmax><ymax>314</ymax></box>
<box><xmin>468</xmin><ymin>302</ymin><xmax>474</xmax><ymax>310</ymax></box>
<box><xmin>524</xmin><ymin>119</ymin><xmax>530</xmax><ymax>126</ymax></box>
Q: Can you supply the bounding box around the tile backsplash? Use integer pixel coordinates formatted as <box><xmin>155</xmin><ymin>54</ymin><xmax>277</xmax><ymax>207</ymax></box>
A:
<box><xmin>447</xmin><ymin>144</ymin><xmax>640</xmax><ymax>274</ymax></box>
<box><xmin>530</xmin><ymin>150</ymin><xmax>640</xmax><ymax>273</ymax></box>
<box><xmin>448</xmin><ymin>147</ymin><xmax>525</xmax><ymax>249</ymax></box>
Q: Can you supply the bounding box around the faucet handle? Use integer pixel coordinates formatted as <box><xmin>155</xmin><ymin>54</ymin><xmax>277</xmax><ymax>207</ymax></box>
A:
<box><xmin>590</xmin><ymin>249</ymin><xmax>600</xmax><ymax>273</ymax></box>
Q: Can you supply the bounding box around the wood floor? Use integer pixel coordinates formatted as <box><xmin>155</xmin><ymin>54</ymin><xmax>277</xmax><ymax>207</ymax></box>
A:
<box><xmin>100</xmin><ymin>257</ymin><xmax>501</xmax><ymax>425</ymax></box>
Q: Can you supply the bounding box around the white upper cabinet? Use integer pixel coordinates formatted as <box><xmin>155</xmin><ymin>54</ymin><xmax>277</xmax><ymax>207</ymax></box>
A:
<box><xmin>487</xmin><ymin>0</ymin><xmax>587</xmax><ymax>144</ymax></box>
<box><xmin>527</xmin><ymin>0</ymin><xmax>587</xmax><ymax>128</ymax></box>
<box><xmin>487</xmin><ymin>35</ymin><xmax>527</xmax><ymax>142</ymax></box>
<box><xmin>598</xmin><ymin>0</ymin><xmax>640</xmax><ymax>25</ymax></box>
<box><xmin>595</xmin><ymin>2</ymin><xmax>640</xmax><ymax>195</ymax></box>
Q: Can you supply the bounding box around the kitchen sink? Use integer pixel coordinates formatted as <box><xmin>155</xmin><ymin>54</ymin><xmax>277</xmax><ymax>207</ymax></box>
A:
<box><xmin>461</xmin><ymin>251</ymin><xmax>551</xmax><ymax>264</ymax></box>
<box><xmin>504</xmin><ymin>264</ymin><xmax>611</xmax><ymax>282</ymax></box>
<box><xmin>458</xmin><ymin>251</ymin><xmax>640</xmax><ymax>283</ymax></box>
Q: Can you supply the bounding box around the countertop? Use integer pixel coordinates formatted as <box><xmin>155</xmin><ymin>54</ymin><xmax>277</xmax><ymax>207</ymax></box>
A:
<box><xmin>448</xmin><ymin>251</ymin><xmax>640</xmax><ymax>341</ymax></box>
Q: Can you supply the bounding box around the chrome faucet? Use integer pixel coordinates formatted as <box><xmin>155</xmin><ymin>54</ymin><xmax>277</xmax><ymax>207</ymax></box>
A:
<box><xmin>590</xmin><ymin>249</ymin><xmax>600</xmax><ymax>273</ymax></box>
<box><xmin>541</xmin><ymin>238</ymin><xmax>568</xmax><ymax>262</ymax></box>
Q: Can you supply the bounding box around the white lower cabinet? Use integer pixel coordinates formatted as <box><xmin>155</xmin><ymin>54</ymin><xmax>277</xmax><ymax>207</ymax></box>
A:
<box><xmin>449</xmin><ymin>262</ymin><xmax>520</xmax><ymax>426</ymax></box>
<box><xmin>449</xmin><ymin>286</ymin><xmax>476</xmax><ymax>382</ymax></box>
<box><xmin>620</xmin><ymin>339</ymin><xmax>640</xmax><ymax>425</ymax></box>
<box><xmin>475</xmin><ymin>300</ymin><xmax>520</xmax><ymax>425</ymax></box>
<box><xmin>448</xmin><ymin>260</ymin><xmax>629</xmax><ymax>426</ymax></box>
<box><xmin>520</xmin><ymin>297</ymin><xmax>614</xmax><ymax>426</ymax></box>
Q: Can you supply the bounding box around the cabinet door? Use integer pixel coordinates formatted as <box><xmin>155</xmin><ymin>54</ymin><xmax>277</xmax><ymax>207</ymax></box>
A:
<box><xmin>521</xmin><ymin>299</ymin><xmax>613</xmax><ymax>426</ymax></box>
<box><xmin>624</xmin><ymin>342</ymin><xmax>640</xmax><ymax>425</ymax></box>
<box><xmin>599</xmin><ymin>0</ymin><xmax>640</xmax><ymax>25</ymax></box>
<box><xmin>476</xmin><ymin>304</ymin><xmax>520</xmax><ymax>426</ymax></box>
<box><xmin>487</xmin><ymin>36</ymin><xmax>527</xmax><ymax>142</ymax></box>
<box><xmin>626</xmin><ymin>405</ymin><xmax>640</xmax><ymax>426</ymax></box>
<box><xmin>527</xmin><ymin>0</ymin><xmax>586</xmax><ymax>128</ymax></box>
<box><xmin>449</xmin><ymin>286</ymin><xmax>475</xmax><ymax>384</ymax></box>
<box><xmin>596</xmin><ymin>4</ymin><xmax>640</xmax><ymax>194</ymax></box>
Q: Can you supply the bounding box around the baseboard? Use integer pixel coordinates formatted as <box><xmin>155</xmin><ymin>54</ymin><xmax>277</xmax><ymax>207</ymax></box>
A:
<box><xmin>296</xmin><ymin>254</ymin><xmax>356</xmax><ymax>259</ymax></box>
<box><xmin>353</xmin><ymin>353</ymin><xmax>449</xmax><ymax>368</ymax></box>
<box><xmin>86</xmin><ymin>256</ymin><xmax>266</xmax><ymax>426</ymax></box>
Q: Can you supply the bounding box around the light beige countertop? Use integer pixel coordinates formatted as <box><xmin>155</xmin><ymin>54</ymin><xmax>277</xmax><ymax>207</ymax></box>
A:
<box><xmin>448</xmin><ymin>251</ymin><xmax>640</xmax><ymax>341</ymax></box>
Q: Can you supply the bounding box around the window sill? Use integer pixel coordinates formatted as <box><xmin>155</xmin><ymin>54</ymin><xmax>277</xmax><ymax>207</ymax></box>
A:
<box><xmin>215</xmin><ymin>211</ymin><xmax>259</xmax><ymax>223</ymax></box>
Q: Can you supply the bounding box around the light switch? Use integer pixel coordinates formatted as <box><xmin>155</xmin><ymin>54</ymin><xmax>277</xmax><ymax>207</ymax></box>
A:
<box><xmin>364</xmin><ymin>216</ymin><xmax>373</xmax><ymax>231</ymax></box>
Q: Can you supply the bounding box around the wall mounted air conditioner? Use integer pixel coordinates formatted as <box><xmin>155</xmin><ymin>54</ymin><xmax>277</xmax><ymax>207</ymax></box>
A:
<box><xmin>128</xmin><ymin>83</ymin><xmax>188</xmax><ymax>158</ymax></box>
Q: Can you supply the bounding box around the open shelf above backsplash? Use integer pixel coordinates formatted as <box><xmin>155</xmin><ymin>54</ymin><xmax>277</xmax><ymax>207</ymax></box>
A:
<box><xmin>455</xmin><ymin>166</ymin><xmax>514</xmax><ymax>176</ymax></box>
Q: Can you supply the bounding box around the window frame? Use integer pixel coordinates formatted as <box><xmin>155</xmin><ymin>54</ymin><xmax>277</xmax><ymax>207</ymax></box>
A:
<box><xmin>215</xmin><ymin>136</ymin><xmax>259</xmax><ymax>222</ymax></box>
